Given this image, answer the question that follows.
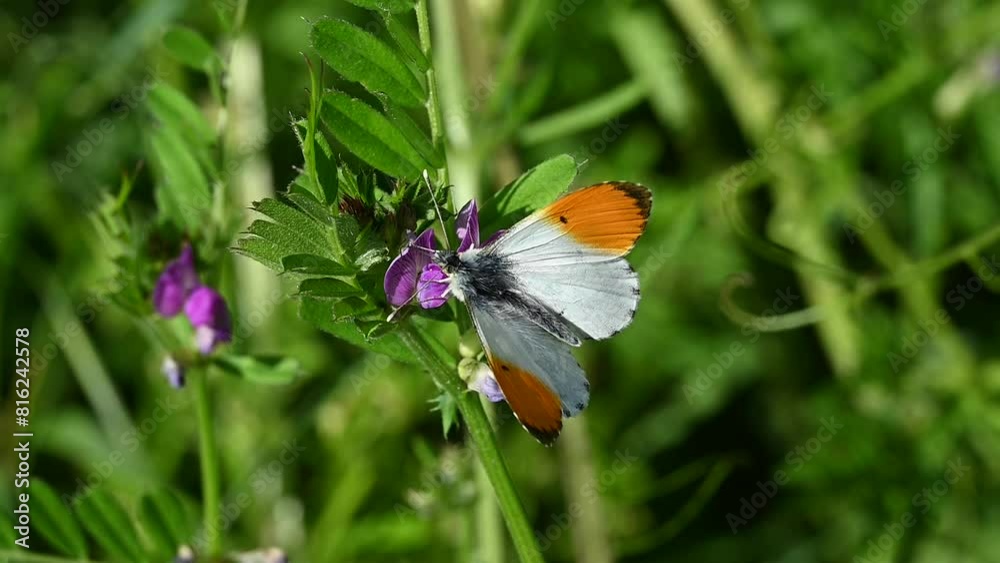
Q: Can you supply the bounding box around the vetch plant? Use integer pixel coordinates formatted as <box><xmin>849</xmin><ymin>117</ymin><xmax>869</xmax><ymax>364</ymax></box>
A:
<box><xmin>229</xmin><ymin>1</ymin><xmax>620</xmax><ymax>560</ymax></box>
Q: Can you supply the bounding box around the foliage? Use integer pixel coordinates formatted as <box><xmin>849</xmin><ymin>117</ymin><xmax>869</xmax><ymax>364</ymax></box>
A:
<box><xmin>3</xmin><ymin>0</ymin><xmax>1000</xmax><ymax>562</ymax></box>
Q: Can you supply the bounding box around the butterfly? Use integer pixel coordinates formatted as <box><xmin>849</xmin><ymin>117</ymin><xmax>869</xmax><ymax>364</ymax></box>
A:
<box><xmin>432</xmin><ymin>182</ymin><xmax>651</xmax><ymax>444</ymax></box>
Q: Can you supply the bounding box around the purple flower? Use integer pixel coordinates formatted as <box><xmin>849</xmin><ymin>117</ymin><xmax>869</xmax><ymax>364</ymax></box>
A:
<box><xmin>153</xmin><ymin>245</ymin><xmax>199</xmax><ymax>316</ymax></box>
<box><xmin>161</xmin><ymin>356</ymin><xmax>185</xmax><ymax>389</ymax></box>
<box><xmin>456</xmin><ymin>200</ymin><xmax>479</xmax><ymax>252</ymax></box>
<box><xmin>384</xmin><ymin>229</ymin><xmax>437</xmax><ymax>307</ymax></box>
<box><xmin>153</xmin><ymin>245</ymin><xmax>232</xmax><ymax>355</ymax></box>
<box><xmin>184</xmin><ymin>286</ymin><xmax>233</xmax><ymax>354</ymax></box>
<box><xmin>470</xmin><ymin>362</ymin><xmax>505</xmax><ymax>403</ymax></box>
<box><xmin>385</xmin><ymin>200</ymin><xmax>506</xmax><ymax>311</ymax></box>
<box><xmin>417</xmin><ymin>263</ymin><xmax>450</xmax><ymax>309</ymax></box>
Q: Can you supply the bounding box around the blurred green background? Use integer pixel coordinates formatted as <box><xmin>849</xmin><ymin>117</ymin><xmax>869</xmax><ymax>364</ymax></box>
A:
<box><xmin>3</xmin><ymin>0</ymin><xmax>1000</xmax><ymax>562</ymax></box>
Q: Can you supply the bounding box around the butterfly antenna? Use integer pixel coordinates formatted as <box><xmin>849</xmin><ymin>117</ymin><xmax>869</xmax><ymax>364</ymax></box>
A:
<box><xmin>422</xmin><ymin>169</ymin><xmax>451</xmax><ymax>251</ymax></box>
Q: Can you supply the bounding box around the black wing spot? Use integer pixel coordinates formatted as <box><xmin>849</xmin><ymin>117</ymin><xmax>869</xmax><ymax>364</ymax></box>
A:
<box><xmin>559</xmin><ymin>215</ymin><xmax>568</xmax><ymax>224</ymax></box>
<box><xmin>500</xmin><ymin>364</ymin><xmax>511</xmax><ymax>371</ymax></box>
<box><xmin>575</xmin><ymin>402</ymin><xmax>585</xmax><ymax>410</ymax></box>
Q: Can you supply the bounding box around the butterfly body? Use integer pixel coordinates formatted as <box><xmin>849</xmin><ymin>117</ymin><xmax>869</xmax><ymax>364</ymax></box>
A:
<box><xmin>445</xmin><ymin>181</ymin><xmax>652</xmax><ymax>445</ymax></box>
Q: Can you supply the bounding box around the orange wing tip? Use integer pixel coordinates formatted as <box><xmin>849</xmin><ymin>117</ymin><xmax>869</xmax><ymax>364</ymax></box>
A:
<box><xmin>490</xmin><ymin>356</ymin><xmax>564</xmax><ymax>446</ymax></box>
<box><xmin>543</xmin><ymin>182</ymin><xmax>652</xmax><ymax>254</ymax></box>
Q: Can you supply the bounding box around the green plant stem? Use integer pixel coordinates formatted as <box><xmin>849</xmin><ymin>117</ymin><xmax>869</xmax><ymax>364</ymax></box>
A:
<box><xmin>193</xmin><ymin>370</ymin><xmax>222</xmax><ymax>556</ymax></box>
<box><xmin>486</xmin><ymin>0</ymin><xmax>549</xmax><ymax>116</ymax></box>
<box><xmin>518</xmin><ymin>79</ymin><xmax>647</xmax><ymax>146</ymax></box>
<box><xmin>426</xmin><ymin>0</ymin><xmax>481</xmax><ymax>205</ymax></box>
<box><xmin>416</xmin><ymin>0</ymin><xmax>448</xmax><ymax>183</ymax></box>
<box><xmin>721</xmin><ymin>222</ymin><xmax>1000</xmax><ymax>332</ymax></box>
<box><xmin>398</xmin><ymin>323</ymin><xmax>545</xmax><ymax>563</ymax></box>
<box><xmin>476</xmin><ymin>397</ymin><xmax>506</xmax><ymax>563</ymax></box>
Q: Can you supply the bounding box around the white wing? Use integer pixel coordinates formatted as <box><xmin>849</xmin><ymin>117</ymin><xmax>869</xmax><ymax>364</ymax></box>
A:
<box><xmin>469</xmin><ymin>298</ymin><xmax>590</xmax><ymax>444</ymax></box>
<box><xmin>485</xmin><ymin>182</ymin><xmax>649</xmax><ymax>341</ymax></box>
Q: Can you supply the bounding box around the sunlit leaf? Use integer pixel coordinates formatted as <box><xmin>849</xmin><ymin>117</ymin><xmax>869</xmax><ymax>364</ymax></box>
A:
<box><xmin>283</xmin><ymin>254</ymin><xmax>355</xmax><ymax>276</ymax></box>
<box><xmin>298</xmin><ymin>277</ymin><xmax>365</xmax><ymax>299</ymax></box>
<box><xmin>382</xmin><ymin>12</ymin><xmax>428</xmax><ymax>71</ymax></box>
<box><xmin>320</xmin><ymin>91</ymin><xmax>429</xmax><ymax>181</ymax></box>
<box><xmin>311</xmin><ymin>18</ymin><xmax>426</xmax><ymax>108</ymax></box>
<box><xmin>479</xmin><ymin>154</ymin><xmax>578</xmax><ymax>233</ymax></box>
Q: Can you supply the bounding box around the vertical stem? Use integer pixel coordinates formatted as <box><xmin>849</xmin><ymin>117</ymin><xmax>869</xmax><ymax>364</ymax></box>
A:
<box><xmin>425</xmin><ymin>0</ymin><xmax>480</xmax><ymax>205</ymax></box>
<box><xmin>560</xmin><ymin>420</ymin><xmax>614</xmax><ymax>563</ymax></box>
<box><xmin>194</xmin><ymin>371</ymin><xmax>221</xmax><ymax>556</ymax></box>
<box><xmin>416</xmin><ymin>0</ymin><xmax>448</xmax><ymax>184</ymax></box>
<box><xmin>398</xmin><ymin>324</ymin><xmax>544</xmax><ymax>563</ymax></box>
<box><xmin>476</xmin><ymin>397</ymin><xmax>506</xmax><ymax>563</ymax></box>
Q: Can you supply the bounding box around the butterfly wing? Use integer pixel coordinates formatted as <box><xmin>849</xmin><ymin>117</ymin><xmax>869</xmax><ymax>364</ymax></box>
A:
<box><xmin>487</xmin><ymin>182</ymin><xmax>651</xmax><ymax>340</ymax></box>
<box><xmin>468</xmin><ymin>297</ymin><xmax>589</xmax><ymax>445</ymax></box>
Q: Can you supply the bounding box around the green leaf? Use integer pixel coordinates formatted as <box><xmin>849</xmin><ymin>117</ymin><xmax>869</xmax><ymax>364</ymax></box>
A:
<box><xmin>213</xmin><ymin>354</ymin><xmax>302</xmax><ymax>385</ymax></box>
<box><xmin>430</xmin><ymin>392</ymin><xmax>458</xmax><ymax>437</ymax></box>
<box><xmin>382</xmin><ymin>12</ymin><xmax>429</xmax><ymax>71</ymax></box>
<box><xmin>299</xmin><ymin>297</ymin><xmax>417</xmax><ymax>363</ymax></box>
<box><xmin>382</xmin><ymin>101</ymin><xmax>444</xmax><ymax>169</ymax></box>
<box><xmin>247</xmin><ymin>198</ymin><xmax>337</xmax><ymax>260</ymax></box>
<box><xmin>146</xmin><ymin>83</ymin><xmax>216</xmax><ymax>147</ymax></box>
<box><xmin>233</xmin><ymin>236</ymin><xmax>284</xmax><ymax>271</ymax></box>
<box><xmin>480</xmin><ymin>154</ymin><xmax>578</xmax><ymax>233</ymax></box>
<box><xmin>343</xmin><ymin>0</ymin><xmax>416</xmax><ymax>16</ymax></box>
<box><xmin>150</xmin><ymin>125</ymin><xmax>211</xmax><ymax>232</ymax></box>
<box><xmin>609</xmin><ymin>6</ymin><xmax>694</xmax><ymax>133</ymax></box>
<box><xmin>31</xmin><ymin>480</ymin><xmax>88</xmax><ymax>558</ymax></box>
<box><xmin>138</xmin><ymin>489</ymin><xmax>192</xmax><ymax>560</ymax></box>
<box><xmin>298</xmin><ymin>278</ymin><xmax>365</xmax><ymax>299</ymax></box>
<box><xmin>285</xmin><ymin>191</ymin><xmax>336</xmax><ymax>226</ymax></box>
<box><xmin>162</xmin><ymin>26</ymin><xmax>220</xmax><ymax>72</ymax></box>
<box><xmin>311</xmin><ymin>18</ymin><xmax>425</xmax><ymax>108</ymax></box>
<box><xmin>320</xmin><ymin>91</ymin><xmax>429</xmax><ymax>181</ymax></box>
<box><xmin>139</xmin><ymin>492</ymin><xmax>178</xmax><ymax>559</ymax></box>
<box><xmin>282</xmin><ymin>254</ymin><xmax>355</xmax><ymax>276</ymax></box>
<box><xmin>75</xmin><ymin>489</ymin><xmax>145</xmax><ymax>562</ymax></box>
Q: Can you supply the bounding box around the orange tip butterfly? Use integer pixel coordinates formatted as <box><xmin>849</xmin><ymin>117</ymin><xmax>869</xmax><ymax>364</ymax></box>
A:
<box><xmin>390</xmin><ymin>181</ymin><xmax>651</xmax><ymax>444</ymax></box>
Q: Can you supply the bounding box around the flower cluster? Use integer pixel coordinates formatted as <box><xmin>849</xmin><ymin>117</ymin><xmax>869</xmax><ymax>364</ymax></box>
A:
<box><xmin>384</xmin><ymin>200</ymin><xmax>501</xmax><ymax>309</ymax></box>
<box><xmin>384</xmin><ymin>201</ymin><xmax>505</xmax><ymax>403</ymax></box>
<box><xmin>153</xmin><ymin>244</ymin><xmax>232</xmax><ymax>387</ymax></box>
